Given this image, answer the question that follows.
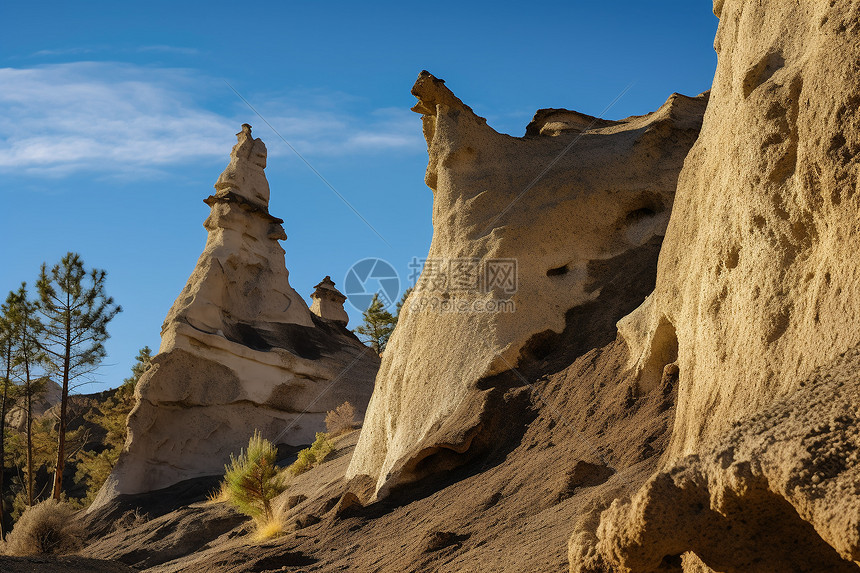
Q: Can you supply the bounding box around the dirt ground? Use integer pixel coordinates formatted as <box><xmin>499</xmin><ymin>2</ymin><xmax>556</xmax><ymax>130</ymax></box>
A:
<box><xmin>80</xmin><ymin>331</ymin><xmax>677</xmax><ymax>573</ymax></box>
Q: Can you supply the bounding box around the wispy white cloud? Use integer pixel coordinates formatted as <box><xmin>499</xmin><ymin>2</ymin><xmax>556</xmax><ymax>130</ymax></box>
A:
<box><xmin>136</xmin><ymin>45</ymin><xmax>200</xmax><ymax>56</ymax></box>
<box><xmin>0</xmin><ymin>63</ymin><xmax>234</xmax><ymax>176</ymax></box>
<box><xmin>0</xmin><ymin>62</ymin><xmax>424</xmax><ymax>178</ymax></box>
<box><xmin>227</xmin><ymin>92</ymin><xmax>424</xmax><ymax>157</ymax></box>
<box><xmin>28</xmin><ymin>45</ymin><xmax>200</xmax><ymax>59</ymax></box>
<box><xmin>31</xmin><ymin>47</ymin><xmax>98</xmax><ymax>57</ymax></box>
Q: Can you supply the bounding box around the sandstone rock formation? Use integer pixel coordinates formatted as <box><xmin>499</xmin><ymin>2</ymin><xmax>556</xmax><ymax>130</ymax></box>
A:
<box><xmin>93</xmin><ymin>125</ymin><xmax>379</xmax><ymax>506</ymax></box>
<box><xmin>6</xmin><ymin>378</ymin><xmax>61</xmax><ymax>432</ymax></box>
<box><xmin>347</xmin><ymin>71</ymin><xmax>708</xmax><ymax>499</ymax></box>
<box><xmin>309</xmin><ymin>276</ymin><xmax>349</xmax><ymax>325</ymax></box>
<box><xmin>570</xmin><ymin>345</ymin><xmax>860</xmax><ymax>572</ymax></box>
<box><xmin>578</xmin><ymin>0</ymin><xmax>860</xmax><ymax>569</ymax></box>
<box><xmin>620</xmin><ymin>0</ymin><xmax>860</xmax><ymax>461</ymax></box>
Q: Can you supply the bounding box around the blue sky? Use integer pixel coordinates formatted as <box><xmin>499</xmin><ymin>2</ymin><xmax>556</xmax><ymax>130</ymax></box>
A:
<box><xmin>0</xmin><ymin>1</ymin><xmax>719</xmax><ymax>392</ymax></box>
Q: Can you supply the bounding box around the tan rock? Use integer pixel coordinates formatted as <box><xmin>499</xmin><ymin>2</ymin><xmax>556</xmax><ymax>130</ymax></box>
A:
<box><xmin>347</xmin><ymin>71</ymin><xmax>707</xmax><ymax>499</ymax></box>
<box><xmin>309</xmin><ymin>276</ymin><xmax>349</xmax><ymax>326</ymax></box>
<box><xmin>5</xmin><ymin>378</ymin><xmax>61</xmax><ymax>432</ymax></box>
<box><xmin>93</xmin><ymin>126</ymin><xmax>379</xmax><ymax>507</ymax></box>
<box><xmin>619</xmin><ymin>0</ymin><xmax>860</xmax><ymax>463</ymax></box>
<box><xmin>580</xmin><ymin>0</ymin><xmax>860</xmax><ymax>570</ymax></box>
<box><xmin>570</xmin><ymin>346</ymin><xmax>860</xmax><ymax>572</ymax></box>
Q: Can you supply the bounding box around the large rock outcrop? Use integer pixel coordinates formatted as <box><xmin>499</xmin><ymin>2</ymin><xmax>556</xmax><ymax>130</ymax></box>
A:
<box><xmin>619</xmin><ymin>0</ymin><xmax>860</xmax><ymax>461</ymax></box>
<box><xmin>578</xmin><ymin>0</ymin><xmax>860</xmax><ymax>570</ymax></box>
<box><xmin>570</xmin><ymin>346</ymin><xmax>860</xmax><ymax>572</ymax></box>
<box><xmin>347</xmin><ymin>71</ymin><xmax>708</xmax><ymax>498</ymax></box>
<box><xmin>94</xmin><ymin>125</ymin><xmax>379</xmax><ymax>505</ymax></box>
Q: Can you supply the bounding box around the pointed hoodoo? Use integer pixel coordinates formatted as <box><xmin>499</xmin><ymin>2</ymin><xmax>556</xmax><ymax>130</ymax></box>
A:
<box><xmin>91</xmin><ymin>126</ymin><xmax>380</xmax><ymax>509</ymax></box>
<box><xmin>213</xmin><ymin>123</ymin><xmax>270</xmax><ymax>208</ymax></box>
<box><xmin>310</xmin><ymin>276</ymin><xmax>349</xmax><ymax>326</ymax></box>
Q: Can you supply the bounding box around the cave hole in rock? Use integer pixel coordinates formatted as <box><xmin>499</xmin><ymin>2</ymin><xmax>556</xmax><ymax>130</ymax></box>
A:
<box><xmin>547</xmin><ymin>264</ymin><xmax>571</xmax><ymax>277</ymax></box>
<box><xmin>625</xmin><ymin>206</ymin><xmax>658</xmax><ymax>224</ymax></box>
<box><xmin>640</xmin><ymin>316</ymin><xmax>679</xmax><ymax>392</ymax></box>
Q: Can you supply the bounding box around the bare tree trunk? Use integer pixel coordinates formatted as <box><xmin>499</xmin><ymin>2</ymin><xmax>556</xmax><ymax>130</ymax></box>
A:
<box><xmin>24</xmin><ymin>359</ymin><xmax>33</xmax><ymax>507</ymax></box>
<box><xmin>52</xmin><ymin>370</ymin><xmax>69</xmax><ymax>499</ymax></box>
<box><xmin>0</xmin><ymin>339</ymin><xmax>11</xmax><ymax>540</ymax></box>
<box><xmin>51</xmin><ymin>301</ymin><xmax>71</xmax><ymax>500</ymax></box>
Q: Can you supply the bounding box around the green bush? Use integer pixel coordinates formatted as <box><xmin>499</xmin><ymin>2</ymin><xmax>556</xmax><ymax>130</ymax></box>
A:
<box><xmin>224</xmin><ymin>431</ymin><xmax>288</xmax><ymax>523</ymax></box>
<box><xmin>288</xmin><ymin>433</ymin><xmax>334</xmax><ymax>476</ymax></box>
<box><xmin>0</xmin><ymin>499</ymin><xmax>84</xmax><ymax>556</ymax></box>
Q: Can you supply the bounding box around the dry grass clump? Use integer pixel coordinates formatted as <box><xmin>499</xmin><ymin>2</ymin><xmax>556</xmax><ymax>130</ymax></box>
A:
<box><xmin>288</xmin><ymin>432</ymin><xmax>334</xmax><ymax>476</ymax></box>
<box><xmin>325</xmin><ymin>401</ymin><xmax>357</xmax><ymax>436</ymax></box>
<box><xmin>206</xmin><ymin>480</ymin><xmax>232</xmax><ymax>504</ymax></box>
<box><xmin>112</xmin><ymin>508</ymin><xmax>149</xmax><ymax>533</ymax></box>
<box><xmin>0</xmin><ymin>499</ymin><xmax>84</xmax><ymax>556</ymax></box>
<box><xmin>253</xmin><ymin>517</ymin><xmax>286</xmax><ymax>542</ymax></box>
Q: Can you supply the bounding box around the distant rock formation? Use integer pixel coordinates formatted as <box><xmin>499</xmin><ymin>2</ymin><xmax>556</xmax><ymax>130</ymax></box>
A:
<box><xmin>578</xmin><ymin>0</ymin><xmax>860</xmax><ymax>569</ymax></box>
<box><xmin>93</xmin><ymin>125</ymin><xmax>379</xmax><ymax>506</ymax></box>
<box><xmin>346</xmin><ymin>71</ymin><xmax>708</xmax><ymax>499</ymax></box>
<box><xmin>309</xmin><ymin>276</ymin><xmax>349</xmax><ymax>326</ymax></box>
<box><xmin>6</xmin><ymin>378</ymin><xmax>61</xmax><ymax>432</ymax></box>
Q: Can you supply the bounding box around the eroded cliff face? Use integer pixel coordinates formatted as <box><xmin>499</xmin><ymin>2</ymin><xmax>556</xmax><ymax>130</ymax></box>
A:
<box><xmin>571</xmin><ymin>346</ymin><xmax>860</xmax><ymax>573</ymax></box>
<box><xmin>578</xmin><ymin>0</ymin><xmax>860</xmax><ymax>570</ymax></box>
<box><xmin>93</xmin><ymin>125</ymin><xmax>379</xmax><ymax>506</ymax></box>
<box><xmin>620</xmin><ymin>0</ymin><xmax>860</xmax><ymax>462</ymax></box>
<box><xmin>347</xmin><ymin>72</ymin><xmax>707</xmax><ymax>499</ymax></box>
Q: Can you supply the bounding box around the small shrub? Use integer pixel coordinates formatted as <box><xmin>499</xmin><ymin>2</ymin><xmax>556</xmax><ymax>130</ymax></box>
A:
<box><xmin>288</xmin><ymin>433</ymin><xmax>334</xmax><ymax>476</ymax></box>
<box><xmin>325</xmin><ymin>401</ymin><xmax>356</xmax><ymax>436</ymax></box>
<box><xmin>1</xmin><ymin>499</ymin><xmax>84</xmax><ymax>556</ymax></box>
<box><xmin>224</xmin><ymin>431</ymin><xmax>288</xmax><ymax>524</ymax></box>
<box><xmin>289</xmin><ymin>449</ymin><xmax>316</xmax><ymax>476</ymax></box>
<box><xmin>112</xmin><ymin>508</ymin><xmax>149</xmax><ymax>533</ymax></box>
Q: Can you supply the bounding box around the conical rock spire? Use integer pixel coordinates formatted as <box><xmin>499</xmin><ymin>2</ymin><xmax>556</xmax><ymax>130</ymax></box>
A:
<box><xmin>92</xmin><ymin>126</ymin><xmax>379</xmax><ymax>507</ymax></box>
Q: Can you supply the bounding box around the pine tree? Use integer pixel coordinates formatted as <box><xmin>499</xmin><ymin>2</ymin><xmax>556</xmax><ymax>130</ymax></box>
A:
<box><xmin>6</xmin><ymin>286</ymin><xmax>44</xmax><ymax>508</ymax></box>
<box><xmin>36</xmin><ymin>253</ymin><xmax>121</xmax><ymax>500</ymax></box>
<box><xmin>395</xmin><ymin>286</ymin><xmax>414</xmax><ymax>319</ymax></box>
<box><xmin>123</xmin><ymin>346</ymin><xmax>152</xmax><ymax>387</ymax></box>
<box><xmin>224</xmin><ymin>431</ymin><xmax>287</xmax><ymax>524</ymax></box>
<box><xmin>0</xmin><ymin>299</ymin><xmax>16</xmax><ymax>539</ymax></box>
<box><xmin>354</xmin><ymin>294</ymin><xmax>396</xmax><ymax>354</ymax></box>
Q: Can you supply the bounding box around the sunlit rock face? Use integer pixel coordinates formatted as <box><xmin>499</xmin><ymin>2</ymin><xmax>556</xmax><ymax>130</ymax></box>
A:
<box><xmin>309</xmin><ymin>276</ymin><xmax>349</xmax><ymax>326</ymax></box>
<box><xmin>576</xmin><ymin>1</ymin><xmax>860</xmax><ymax>570</ymax></box>
<box><xmin>346</xmin><ymin>71</ymin><xmax>707</xmax><ymax>500</ymax></box>
<box><xmin>93</xmin><ymin>125</ymin><xmax>379</xmax><ymax>507</ymax></box>
<box><xmin>619</xmin><ymin>0</ymin><xmax>860</xmax><ymax>462</ymax></box>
